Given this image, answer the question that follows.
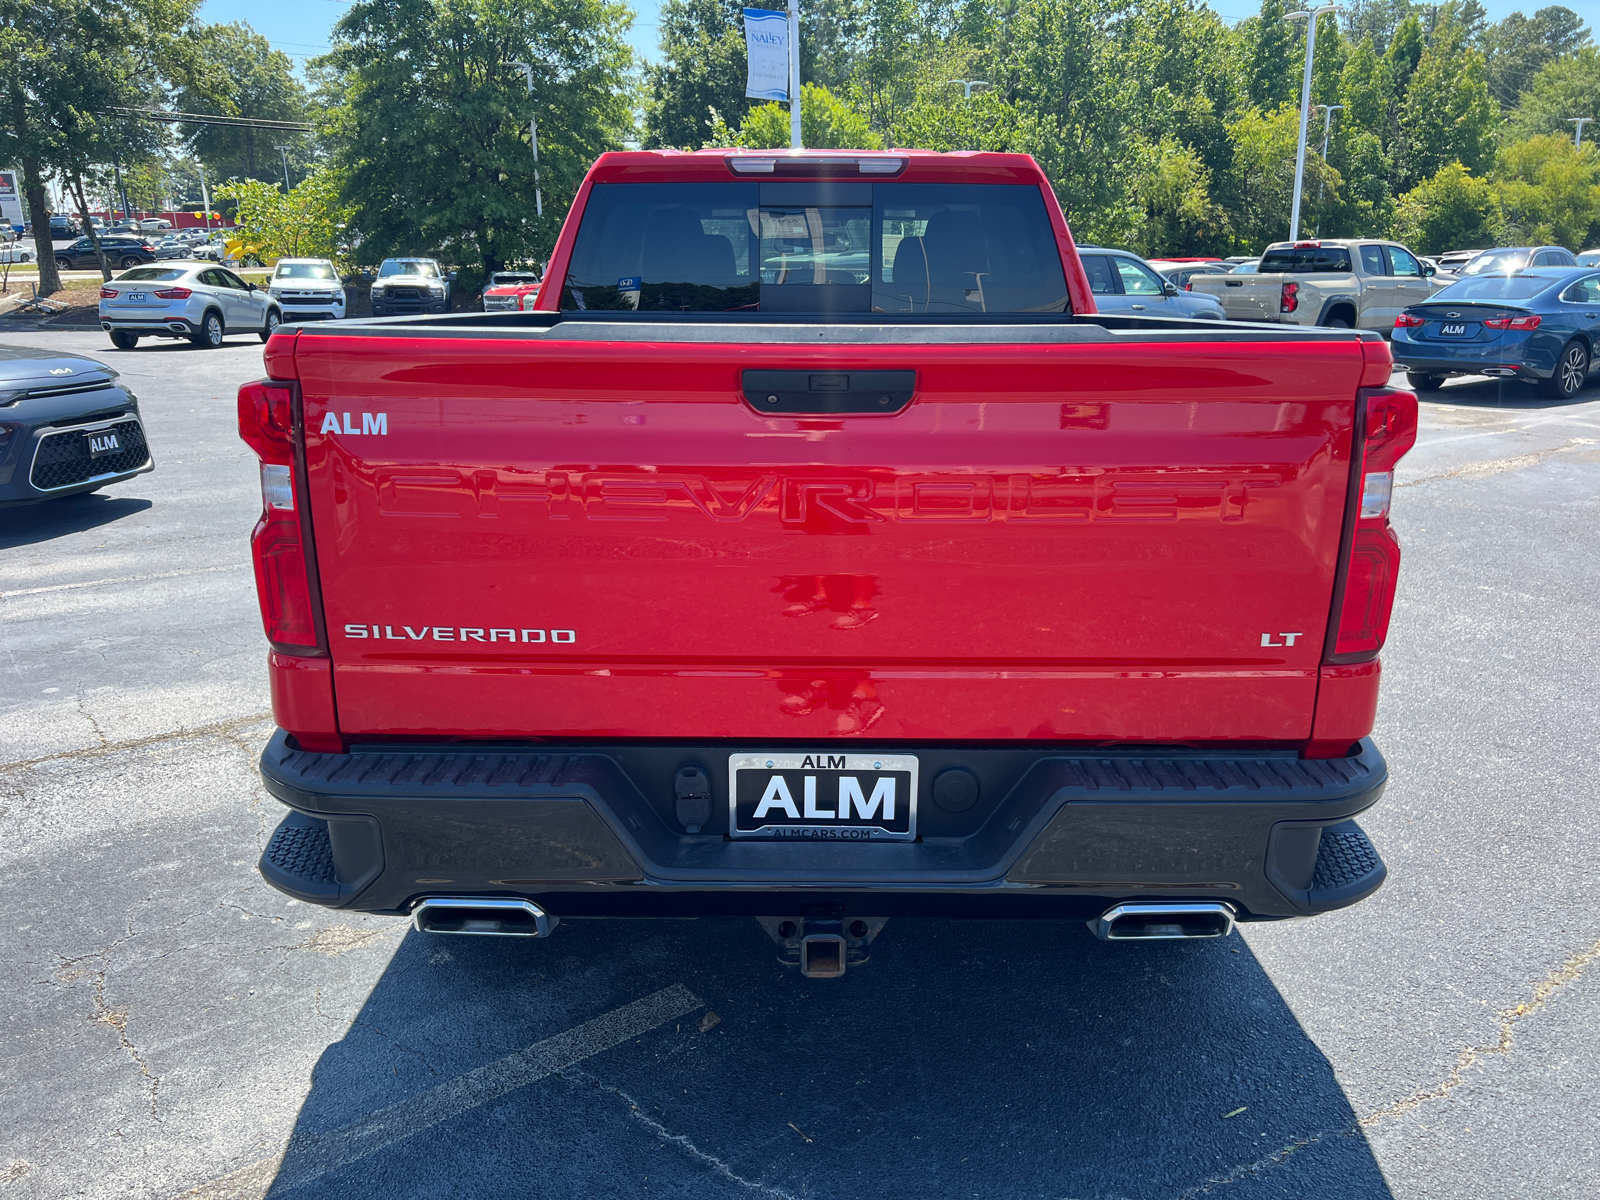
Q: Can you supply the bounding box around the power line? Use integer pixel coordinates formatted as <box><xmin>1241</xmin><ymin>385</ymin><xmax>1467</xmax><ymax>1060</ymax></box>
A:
<box><xmin>102</xmin><ymin>107</ymin><xmax>314</xmax><ymax>132</ymax></box>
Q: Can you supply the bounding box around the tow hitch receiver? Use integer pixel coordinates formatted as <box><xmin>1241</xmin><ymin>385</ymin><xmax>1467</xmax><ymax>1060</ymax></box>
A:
<box><xmin>757</xmin><ymin>915</ymin><xmax>888</xmax><ymax>978</ymax></box>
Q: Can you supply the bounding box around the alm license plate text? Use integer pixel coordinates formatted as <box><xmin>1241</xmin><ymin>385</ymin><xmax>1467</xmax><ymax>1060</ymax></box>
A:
<box><xmin>729</xmin><ymin>753</ymin><xmax>918</xmax><ymax>841</ymax></box>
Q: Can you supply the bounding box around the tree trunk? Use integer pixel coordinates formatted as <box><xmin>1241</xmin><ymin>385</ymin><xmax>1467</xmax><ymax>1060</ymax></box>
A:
<box><xmin>9</xmin><ymin>82</ymin><xmax>61</xmax><ymax>295</ymax></box>
<box><xmin>67</xmin><ymin>171</ymin><xmax>114</xmax><ymax>282</ymax></box>
<box><xmin>20</xmin><ymin>158</ymin><xmax>61</xmax><ymax>295</ymax></box>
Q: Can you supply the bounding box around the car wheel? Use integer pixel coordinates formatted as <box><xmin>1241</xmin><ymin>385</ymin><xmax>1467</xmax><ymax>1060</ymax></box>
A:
<box><xmin>1540</xmin><ymin>339</ymin><xmax>1589</xmax><ymax>399</ymax></box>
<box><xmin>54</xmin><ymin>256</ymin><xmax>70</xmax><ymax>270</ymax></box>
<box><xmin>109</xmin><ymin>330</ymin><xmax>140</xmax><ymax>350</ymax></box>
<box><xmin>259</xmin><ymin>309</ymin><xmax>281</xmax><ymax>343</ymax></box>
<box><xmin>119</xmin><ymin>255</ymin><xmax>141</xmax><ymax>269</ymax></box>
<box><xmin>190</xmin><ymin>311</ymin><xmax>225</xmax><ymax>349</ymax></box>
<box><xmin>1406</xmin><ymin>372</ymin><xmax>1446</xmax><ymax>392</ymax></box>
<box><xmin>1324</xmin><ymin>314</ymin><xmax>1352</xmax><ymax>328</ymax></box>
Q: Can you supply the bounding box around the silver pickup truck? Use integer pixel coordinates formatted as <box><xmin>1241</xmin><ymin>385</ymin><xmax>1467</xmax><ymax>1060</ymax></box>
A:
<box><xmin>1190</xmin><ymin>239</ymin><xmax>1444</xmax><ymax>329</ymax></box>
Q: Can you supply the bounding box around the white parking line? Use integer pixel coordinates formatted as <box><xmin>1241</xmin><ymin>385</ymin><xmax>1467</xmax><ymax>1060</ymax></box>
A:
<box><xmin>270</xmin><ymin>983</ymin><xmax>703</xmax><ymax>1193</ymax></box>
<box><xmin>0</xmin><ymin>563</ymin><xmax>248</xmax><ymax>600</ymax></box>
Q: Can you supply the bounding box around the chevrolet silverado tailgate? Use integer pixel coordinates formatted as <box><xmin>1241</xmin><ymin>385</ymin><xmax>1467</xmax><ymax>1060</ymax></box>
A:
<box><xmin>294</xmin><ymin>322</ymin><xmax>1364</xmax><ymax>742</ymax></box>
<box><xmin>1189</xmin><ymin>273</ymin><xmax>1283</xmax><ymax>322</ymax></box>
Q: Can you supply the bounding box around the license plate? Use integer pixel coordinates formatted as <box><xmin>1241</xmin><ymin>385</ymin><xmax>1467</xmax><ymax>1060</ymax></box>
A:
<box><xmin>126</xmin><ymin>292</ymin><xmax>146</xmax><ymax>302</ymax></box>
<box><xmin>1440</xmin><ymin>323</ymin><xmax>1467</xmax><ymax>335</ymax></box>
<box><xmin>728</xmin><ymin>752</ymin><xmax>918</xmax><ymax>840</ymax></box>
<box><xmin>87</xmin><ymin>431</ymin><xmax>120</xmax><ymax>458</ymax></box>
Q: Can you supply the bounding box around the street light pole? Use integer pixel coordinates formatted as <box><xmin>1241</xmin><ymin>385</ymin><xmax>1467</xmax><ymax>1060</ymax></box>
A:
<box><xmin>787</xmin><ymin>0</ymin><xmax>801</xmax><ymax>150</ymax></box>
<box><xmin>510</xmin><ymin>62</ymin><xmax>543</xmax><ymax>218</ymax></box>
<box><xmin>273</xmin><ymin>144</ymin><xmax>292</xmax><ymax>192</ymax></box>
<box><xmin>1568</xmin><ymin>117</ymin><xmax>1593</xmax><ymax>147</ymax></box>
<box><xmin>1286</xmin><ymin>4</ymin><xmax>1339</xmax><ymax>243</ymax></box>
<box><xmin>944</xmin><ymin>79</ymin><xmax>992</xmax><ymax>99</ymax></box>
<box><xmin>1314</xmin><ymin>103</ymin><xmax>1344</xmax><ymax>235</ymax></box>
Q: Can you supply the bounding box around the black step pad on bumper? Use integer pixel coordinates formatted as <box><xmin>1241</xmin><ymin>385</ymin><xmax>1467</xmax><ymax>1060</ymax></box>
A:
<box><xmin>256</xmin><ymin>732</ymin><xmax>1388</xmax><ymax>918</ymax></box>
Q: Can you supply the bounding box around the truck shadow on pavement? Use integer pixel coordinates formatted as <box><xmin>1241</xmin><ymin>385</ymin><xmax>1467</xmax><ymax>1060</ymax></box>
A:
<box><xmin>264</xmin><ymin>917</ymin><xmax>1394</xmax><ymax>1200</ymax></box>
<box><xmin>0</xmin><ymin>492</ymin><xmax>152</xmax><ymax>549</ymax></box>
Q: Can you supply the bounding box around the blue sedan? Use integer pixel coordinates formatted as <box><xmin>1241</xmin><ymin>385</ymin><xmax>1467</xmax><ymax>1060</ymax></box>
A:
<box><xmin>1391</xmin><ymin>268</ymin><xmax>1600</xmax><ymax>399</ymax></box>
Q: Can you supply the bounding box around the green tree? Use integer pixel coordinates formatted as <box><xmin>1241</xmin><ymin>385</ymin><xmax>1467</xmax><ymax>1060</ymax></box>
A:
<box><xmin>216</xmin><ymin>169</ymin><xmax>355</xmax><ymax>264</ymax></box>
<box><xmin>1130</xmin><ymin>135</ymin><xmax>1229</xmax><ymax>255</ymax></box>
<box><xmin>321</xmin><ymin>0</ymin><xmax>633</xmax><ymax>275</ymax></box>
<box><xmin>1340</xmin><ymin>35</ymin><xmax>1394</xmax><ymax>133</ymax></box>
<box><xmin>0</xmin><ymin>0</ymin><xmax>208</xmax><ymax>289</ymax></box>
<box><xmin>891</xmin><ymin>88</ymin><xmax>1022</xmax><ymax>152</ymax></box>
<box><xmin>1226</xmin><ymin>102</ymin><xmax>1338</xmax><ymax>246</ymax></box>
<box><xmin>1312</xmin><ymin>13</ymin><xmax>1348</xmax><ymax>108</ymax></box>
<box><xmin>1494</xmin><ymin>134</ymin><xmax>1600</xmax><ymax>248</ymax></box>
<box><xmin>1395</xmin><ymin>18</ymin><xmax>1497</xmax><ymax>186</ymax></box>
<box><xmin>711</xmin><ymin>83</ymin><xmax>884</xmax><ymax>147</ymax></box>
<box><xmin>1390</xmin><ymin>160</ymin><xmax>1502</xmax><ymax>253</ymax></box>
<box><xmin>1480</xmin><ymin>6</ymin><xmax>1589</xmax><ymax>109</ymax></box>
<box><xmin>1006</xmin><ymin>0</ymin><xmax>1136</xmax><ymax>244</ymax></box>
<box><xmin>1243</xmin><ymin>0</ymin><xmax>1299</xmax><ymax>111</ymax></box>
<box><xmin>175</xmin><ymin>22</ymin><xmax>312</xmax><ymax>185</ymax></box>
<box><xmin>1386</xmin><ymin>13</ymin><xmax>1424</xmax><ymax>98</ymax></box>
<box><xmin>1342</xmin><ymin>0</ymin><xmax>1413</xmax><ymax>52</ymax></box>
<box><xmin>643</xmin><ymin>0</ymin><xmax>757</xmax><ymax>149</ymax></box>
<box><xmin>1503</xmin><ymin>46</ymin><xmax>1600</xmax><ymax>143</ymax></box>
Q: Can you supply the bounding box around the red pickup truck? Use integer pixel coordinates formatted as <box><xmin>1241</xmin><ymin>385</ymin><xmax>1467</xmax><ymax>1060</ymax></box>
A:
<box><xmin>240</xmin><ymin>150</ymin><xmax>1415</xmax><ymax>976</ymax></box>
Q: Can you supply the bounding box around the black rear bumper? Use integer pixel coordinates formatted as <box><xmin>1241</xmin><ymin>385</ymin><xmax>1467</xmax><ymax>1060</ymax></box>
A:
<box><xmin>256</xmin><ymin>732</ymin><xmax>1389</xmax><ymax>922</ymax></box>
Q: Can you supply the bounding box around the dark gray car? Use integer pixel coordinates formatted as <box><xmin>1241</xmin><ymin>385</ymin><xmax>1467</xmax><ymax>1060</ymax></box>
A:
<box><xmin>0</xmin><ymin>345</ymin><xmax>153</xmax><ymax>505</ymax></box>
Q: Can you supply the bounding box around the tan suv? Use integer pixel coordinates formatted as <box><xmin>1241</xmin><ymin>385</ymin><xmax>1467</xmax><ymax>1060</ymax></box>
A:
<box><xmin>1188</xmin><ymin>239</ymin><xmax>1444</xmax><ymax>329</ymax></box>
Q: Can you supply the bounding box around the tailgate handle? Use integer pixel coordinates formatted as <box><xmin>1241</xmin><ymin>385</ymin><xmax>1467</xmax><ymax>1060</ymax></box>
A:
<box><xmin>743</xmin><ymin>369</ymin><xmax>916</xmax><ymax>415</ymax></box>
<box><xmin>1225</xmin><ymin>280</ymin><xmax>1243</xmax><ymax>287</ymax></box>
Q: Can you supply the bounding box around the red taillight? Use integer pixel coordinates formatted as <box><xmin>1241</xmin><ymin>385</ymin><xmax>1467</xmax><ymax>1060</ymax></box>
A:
<box><xmin>154</xmin><ymin>286</ymin><xmax>192</xmax><ymax>299</ymax></box>
<box><xmin>1280</xmin><ymin>281</ymin><xmax>1298</xmax><ymax>313</ymax></box>
<box><xmin>141</xmin><ymin>244</ymin><xmax>155</xmax><ymax>252</ymax></box>
<box><xmin>1484</xmin><ymin>314</ymin><xmax>1541</xmax><ymax>330</ymax></box>
<box><xmin>238</xmin><ymin>381</ymin><xmax>321</xmax><ymax>651</ymax></box>
<box><xmin>1393</xmin><ymin>312</ymin><xmax>1425</xmax><ymax>328</ymax></box>
<box><xmin>1330</xmin><ymin>388</ymin><xmax>1418</xmax><ymax>661</ymax></box>
<box><xmin>99</xmin><ymin>286</ymin><xmax>116</xmax><ymax>299</ymax></box>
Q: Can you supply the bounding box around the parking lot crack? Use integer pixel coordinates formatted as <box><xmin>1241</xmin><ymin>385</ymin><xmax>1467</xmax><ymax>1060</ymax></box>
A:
<box><xmin>0</xmin><ymin>711</ymin><xmax>272</xmax><ymax>776</ymax></box>
<box><xmin>1173</xmin><ymin>1123</ymin><xmax>1360</xmax><ymax>1198</ymax></box>
<box><xmin>560</xmin><ymin>1067</ymin><xmax>800</xmax><ymax>1199</ymax></box>
<box><xmin>1398</xmin><ymin>438</ymin><xmax>1589</xmax><ymax>489</ymax></box>
<box><xmin>74</xmin><ymin>694</ymin><xmax>109</xmax><ymax>747</ymax></box>
<box><xmin>1175</xmin><ymin>930</ymin><xmax>1600</xmax><ymax>1197</ymax></box>
<box><xmin>54</xmin><ymin>918</ymin><xmax>161</xmax><ymax>1118</ymax></box>
<box><xmin>1359</xmin><ymin>930</ymin><xmax>1600</xmax><ymax>1125</ymax></box>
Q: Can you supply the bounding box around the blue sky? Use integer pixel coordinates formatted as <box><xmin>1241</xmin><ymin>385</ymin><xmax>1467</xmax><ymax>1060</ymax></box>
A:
<box><xmin>199</xmin><ymin>0</ymin><xmax>1600</xmax><ymax>69</ymax></box>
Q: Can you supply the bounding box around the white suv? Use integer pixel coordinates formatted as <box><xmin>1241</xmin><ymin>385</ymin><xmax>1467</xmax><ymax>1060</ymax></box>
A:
<box><xmin>268</xmin><ymin>258</ymin><xmax>347</xmax><ymax>322</ymax></box>
<box><xmin>98</xmin><ymin>262</ymin><xmax>282</xmax><ymax>350</ymax></box>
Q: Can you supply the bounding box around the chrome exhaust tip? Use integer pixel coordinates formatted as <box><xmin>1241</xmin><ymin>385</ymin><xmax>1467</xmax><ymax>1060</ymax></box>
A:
<box><xmin>1482</xmin><ymin>367</ymin><xmax>1517</xmax><ymax>377</ymax></box>
<box><xmin>412</xmin><ymin>898</ymin><xmax>557</xmax><ymax>937</ymax></box>
<box><xmin>1090</xmin><ymin>902</ymin><xmax>1235</xmax><ymax>941</ymax></box>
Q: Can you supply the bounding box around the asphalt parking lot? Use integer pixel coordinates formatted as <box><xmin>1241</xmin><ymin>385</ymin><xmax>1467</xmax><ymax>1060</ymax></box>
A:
<box><xmin>1</xmin><ymin>326</ymin><xmax>1597</xmax><ymax>1199</ymax></box>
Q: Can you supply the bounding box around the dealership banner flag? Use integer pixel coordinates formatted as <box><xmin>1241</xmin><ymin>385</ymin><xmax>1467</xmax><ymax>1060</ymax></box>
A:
<box><xmin>744</xmin><ymin>8</ymin><xmax>790</xmax><ymax>101</ymax></box>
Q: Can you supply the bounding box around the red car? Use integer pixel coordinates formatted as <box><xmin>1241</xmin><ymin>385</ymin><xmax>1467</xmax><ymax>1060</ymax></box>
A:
<box><xmin>239</xmin><ymin>150</ymin><xmax>1415</xmax><ymax>976</ymax></box>
<box><xmin>480</xmin><ymin>270</ymin><xmax>542</xmax><ymax>312</ymax></box>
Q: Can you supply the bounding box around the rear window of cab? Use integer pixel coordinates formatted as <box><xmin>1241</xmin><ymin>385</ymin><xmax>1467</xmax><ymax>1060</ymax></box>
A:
<box><xmin>561</xmin><ymin>181</ymin><xmax>1069</xmax><ymax>315</ymax></box>
<box><xmin>1259</xmin><ymin>246</ymin><xmax>1354</xmax><ymax>272</ymax></box>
